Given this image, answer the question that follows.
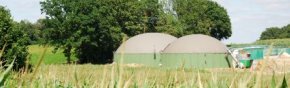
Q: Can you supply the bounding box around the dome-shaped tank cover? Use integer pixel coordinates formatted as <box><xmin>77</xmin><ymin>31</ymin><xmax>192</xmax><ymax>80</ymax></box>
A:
<box><xmin>116</xmin><ymin>33</ymin><xmax>177</xmax><ymax>53</ymax></box>
<box><xmin>163</xmin><ymin>34</ymin><xmax>228</xmax><ymax>53</ymax></box>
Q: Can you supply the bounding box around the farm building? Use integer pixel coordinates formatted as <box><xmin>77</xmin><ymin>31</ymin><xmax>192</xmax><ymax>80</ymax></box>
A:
<box><xmin>161</xmin><ymin>34</ymin><xmax>233</xmax><ymax>68</ymax></box>
<box><xmin>114</xmin><ymin>33</ymin><xmax>177</xmax><ymax>66</ymax></box>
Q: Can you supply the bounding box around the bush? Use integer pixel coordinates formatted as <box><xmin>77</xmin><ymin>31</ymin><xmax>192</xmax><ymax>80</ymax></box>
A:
<box><xmin>0</xmin><ymin>6</ymin><xmax>30</xmax><ymax>71</ymax></box>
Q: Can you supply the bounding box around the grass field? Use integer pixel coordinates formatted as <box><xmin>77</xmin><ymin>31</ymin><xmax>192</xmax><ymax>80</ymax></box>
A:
<box><xmin>28</xmin><ymin>45</ymin><xmax>77</xmax><ymax>65</ymax></box>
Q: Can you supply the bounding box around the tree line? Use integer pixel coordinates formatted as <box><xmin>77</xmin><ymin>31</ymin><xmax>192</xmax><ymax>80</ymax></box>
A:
<box><xmin>260</xmin><ymin>24</ymin><xmax>290</xmax><ymax>40</ymax></box>
<box><xmin>0</xmin><ymin>0</ymin><xmax>231</xmax><ymax>70</ymax></box>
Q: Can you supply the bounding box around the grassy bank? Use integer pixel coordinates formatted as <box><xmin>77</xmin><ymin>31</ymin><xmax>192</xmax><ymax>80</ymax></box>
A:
<box><xmin>228</xmin><ymin>38</ymin><xmax>290</xmax><ymax>48</ymax></box>
<box><xmin>255</xmin><ymin>38</ymin><xmax>290</xmax><ymax>47</ymax></box>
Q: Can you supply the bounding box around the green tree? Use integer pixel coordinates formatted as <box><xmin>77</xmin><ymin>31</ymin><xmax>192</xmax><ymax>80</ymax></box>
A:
<box><xmin>260</xmin><ymin>24</ymin><xmax>290</xmax><ymax>40</ymax></box>
<box><xmin>260</xmin><ymin>27</ymin><xmax>285</xmax><ymax>40</ymax></box>
<box><xmin>281</xmin><ymin>24</ymin><xmax>290</xmax><ymax>38</ymax></box>
<box><xmin>40</xmin><ymin>0</ymin><xmax>232</xmax><ymax>64</ymax></box>
<box><xmin>40</xmin><ymin>0</ymin><xmax>154</xmax><ymax>64</ymax></box>
<box><xmin>16</xmin><ymin>20</ymin><xmax>40</xmax><ymax>44</ymax></box>
<box><xmin>140</xmin><ymin>0</ymin><xmax>184</xmax><ymax>37</ymax></box>
<box><xmin>156</xmin><ymin>13</ymin><xmax>184</xmax><ymax>37</ymax></box>
<box><xmin>0</xmin><ymin>6</ymin><xmax>30</xmax><ymax>70</ymax></box>
<box><xmin>140</xmin><ymin>0</ymin><xmax>161</xmax><ymax>32</ymax></box>
<box><xmin>173</xmin><ymin>0</ymin><xmax>232</xmax><ymax>40</ymax></box>
<box><xmin>32</xmin><ymin>19</ymin><xmax>49</xmax><ymax>44</ymax></box>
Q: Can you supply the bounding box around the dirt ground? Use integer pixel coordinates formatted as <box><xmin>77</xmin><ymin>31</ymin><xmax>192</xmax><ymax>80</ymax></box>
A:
<box><xmin>252</xmin><ymin>55</ymin><xmax>290</xmax><ymax>74</ymax></box>
<box><xmin>271</xmin><ymin>57</ymin><xmax>290</xmax><ymax>73</ymax></box>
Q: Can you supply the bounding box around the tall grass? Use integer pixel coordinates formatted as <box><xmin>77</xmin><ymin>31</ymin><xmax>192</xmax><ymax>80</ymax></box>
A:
<box><xmin>0</xmin><ymin>58</ymin><xmax>14</xmax><ymax>87</ymax></box>
<box><xmin>1</xmin><ymin>63</ymin><xmax>289</xmax><ymax>87</ymax></box>
<box><xmin>0</xmin><ymin>42</ymin><xmax>7</xmax><ymax>66</ymax></box>
<box><xmin>0</xmin><ymin>42</ymin><xmax>14</xmax><ymax>87</ymax></box>
<box><xmin>1</xmin><ymin>43</ymin><xmax>289</xmax><ymax>87</ymax></box>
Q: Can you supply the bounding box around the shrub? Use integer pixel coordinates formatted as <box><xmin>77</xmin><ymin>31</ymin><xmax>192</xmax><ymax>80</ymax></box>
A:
<box><xmin>0</xmin><ymin>6</ymin><xmax>30</xmax><ymax>70</ymax></box>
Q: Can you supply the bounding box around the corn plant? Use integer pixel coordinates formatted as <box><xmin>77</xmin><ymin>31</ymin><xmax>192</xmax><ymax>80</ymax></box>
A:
<box><xmin>0</xmin><ymin>58</ymin><xmax>15</xmax><ymax>87</ymax></box>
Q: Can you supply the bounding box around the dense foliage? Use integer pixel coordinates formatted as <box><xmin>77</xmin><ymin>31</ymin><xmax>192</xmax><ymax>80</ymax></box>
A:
<box><xmin>260</xmin><ymin>24</ymin><xmax>290</xmax><ymax>40</ymax></box>
<box><xmin>0</xmin><ymin>6</ymin><xmax>30</xmax><ymax>70</ymax></box>
<box><xmin>174</xmin><ymin>0</ymin><xmax>232</xmax><ymax>40</ymax></box>
<box><xmin>16</xmin><ymin>20</ymin><xmax>42</xmax><ymax>44</ymax></box>
<box><xmin>40</xmin><ymin>0</ymin><xmax>164</xmax><ymax>64</ymax></box>
<box><xmin>40</xmin><ymin>0</ymin><xmax>232</xmax><ymax>64</ymax></box>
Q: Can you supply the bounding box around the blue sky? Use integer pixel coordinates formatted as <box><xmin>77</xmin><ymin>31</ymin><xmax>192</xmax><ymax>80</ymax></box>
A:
<box><xmin>1</xmin><ymin>0</ymin><xmax>290</xmax><ymax>44</ymax></box>
<box><xmin>214</xmin><ymin>0</ymin><xmax>290</xmax><ymax>44</ymax></box>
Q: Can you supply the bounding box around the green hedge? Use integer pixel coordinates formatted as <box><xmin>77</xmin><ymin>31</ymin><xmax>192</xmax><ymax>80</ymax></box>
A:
<box><xmin>254</xmin><ymin>38</ymin><xmax>290</xmax><ymax>47</ymax></box>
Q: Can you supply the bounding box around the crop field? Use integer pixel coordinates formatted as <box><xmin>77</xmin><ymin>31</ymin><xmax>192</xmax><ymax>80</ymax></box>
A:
<box><xmin>0</xmin><ymin>45</ymin><xmax>288</xmax><ymax>87</ymax></box>
<box><xmin>2</xmin><ymin>64</ymin><xmax>290</xmax><ymax>87</ymax></box>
